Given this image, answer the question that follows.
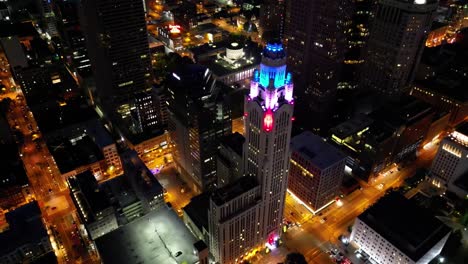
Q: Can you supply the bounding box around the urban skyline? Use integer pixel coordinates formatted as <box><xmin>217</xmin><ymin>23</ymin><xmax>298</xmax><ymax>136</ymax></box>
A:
<box><xmin>0</xmin><ymin>0</ymin><xmax>467</xmax><ymax>264</ymax></box>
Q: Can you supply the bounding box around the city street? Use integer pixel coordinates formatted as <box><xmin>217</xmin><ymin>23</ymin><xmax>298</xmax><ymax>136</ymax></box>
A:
<box><xmin>253</xmin><ymin>144</ymin><xmax>439</xmax><ymax>264</ymax></box>
<box><xmin>153</xmin><ymin>164</ymin><xmax>194</xmax><ymax>217</ymax></box>
<box><xmin>2</xmin><ymin>89</ymin><xmax>98</xmax><ymax>263</ymax></box>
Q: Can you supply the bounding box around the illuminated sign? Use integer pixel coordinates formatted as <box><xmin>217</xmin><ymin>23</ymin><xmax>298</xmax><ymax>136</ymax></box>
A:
<box><xmin>169</xmin><ymin>25</ymin><xmax>181</xmax><ymax>34</ymax></box>
<box><xmin>263</xmin><ymin>110</ymin><xmax>274</xmax><ymax>132</ymax></box>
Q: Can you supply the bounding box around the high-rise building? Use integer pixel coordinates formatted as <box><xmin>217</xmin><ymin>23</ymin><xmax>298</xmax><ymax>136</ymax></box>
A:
<box><xmin>341</xmin><ymin>0</ymin><xmax>375</xmax><ymax>89</ymax></box>
<box><xmin>167</xmin><ymin>64</ymin><xmax>232</xmax><ymax>193</ymax></box>
<box><xmin>288</xmin><ymin>131</ymin><xmax>346</xmax><ymax>213</ymax></box>
<box><xmin>81</xmin><ymin>0</ymin><xmax>156</xmax><ymax>133</ymax></box>
<box><xmin>359</xmin><ymin>0</ymin><xmax>438</xmax><ymax>97</ymax></box>
<box><xmin>284</xmin><ymin>0</ymin><xmax>351</xmax><ymax>132</ymax></box>
<box><xmin>216</xmin><ymin>132</ymin><xmax>245</xmax><ymax>188</ymax></box>
<box><xmin>430</xmin><ymin>122</ymin><xmax>468</xmax><ymax>197</ymax></box>
<box><xmin>209</xmin><ymin>42</ymin><xmax>294</xmax><ymax>264</ymax></box>
<box><xmin>350</xmin><ymin>192</ymin><xmax>450</xmax><ymax>264</ymax></box>
<box><xmin>259</xmin><ymin>0</ymin><xmax>285</xmax><ymax>39</ymax></box>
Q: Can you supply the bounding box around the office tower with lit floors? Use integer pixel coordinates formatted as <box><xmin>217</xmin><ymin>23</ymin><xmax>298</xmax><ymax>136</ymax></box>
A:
<box><xmin>284</xmin><ymin>0</ymin><xmax>351</xmax><ymax>133</ymax></box>
<box><xmin>166</xmin><ymin>64</ymin><xmax>232</xmax><ymax>193</ymax></box>
<box><xmin>208</xmin><ymin>42</ymin><xmax>294</xmax><ymax>264</ymax></box>
<box><xmin>359</xmin><ymin>0</ymin><xmax>438</xmax><ymax>98</ymax></box>
<box><xmin>259</xmin><ymin>0</ymin><xmax>285</xmax><ymax>39</ymax></box>
<box><xmin>81</xmin><ymin>0</ymin><xmax>157</xmax><ymax>133</ymax></box>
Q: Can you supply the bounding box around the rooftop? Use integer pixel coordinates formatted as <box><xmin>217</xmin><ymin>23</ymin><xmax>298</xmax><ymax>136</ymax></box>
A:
<box><xmin>34</xmin><ymin>97</ymin><xmax>98</xmax><ymax>135</ymax></box>
<box><xmin>183</xmin><ymin>192</ymin><xmax>211</xmax><ymax>231</ymax></box>
<box><xmin>220</xmin><ymin>132</ymin><xmax>245</xmax><ymax>156</ymax></box>
<box><xmin>291</xmin><ymin>131</ymin><xmax>346</xmax><ymax>170</ymax></box>
<box><xmin>370</xmin><ymin>97</ymin><xmax>433</xmax><ymax>128</ymax></box>
<box><xmin>100</xmin><ymin>175</ymin><xmax>139</xmax><ymax>209</ymax></box>
<box><xmin>121</xmin><ymin>150</ymin><xmax>164</xmax><ymax>202</ymax></box>
<box><xmin>68</xmin><ymin>171</ymin><xmax>112</xmax><ymax>221</ymax></box>
<box><xmin>358</xmin><ymin>192</ymin><xmax>451</xmax><ymax>261</ymax></box>
<box><xmin>48</xmin><ymin>135</ymin><xmax>104</xmax><ymax>174</ymax></box>
<box><xmin>448</xmin><ymin>121</ymin><xmax>468</xmax><ymax>148</ymax></box>
<box><xmin>95</xmin><ymin>207</ymin><xmax>201</xmax><ymax>264</ymax></box>
<box><xmin>0</xmin><ymin>21</ymin><xmax>37</xmax><ymax>38</ymax></box>
<box><xmin>211</xmin><ymin>176</ymin><xmax>259</xmax><ymax>206</ymax></box>
<box><xmin>330</xmin><ymin>114</ymin><xmax>374</xmax><ymax>139</ymax></box>
<box><xmin>0</xmin><ymin>202</ymin><xmax>49</xmax><ymax>256</ymax></box>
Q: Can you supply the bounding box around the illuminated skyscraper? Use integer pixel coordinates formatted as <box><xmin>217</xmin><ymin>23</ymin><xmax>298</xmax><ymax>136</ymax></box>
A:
<box><xmin>209</xmin><ymin>42</ymin><xmax>294</xmax><ymax>263</ymax></box>
<box><xmin>284</xmin><ymin>0</ymin><xmax>351</xmax><ymax>132</ymax></box>
<box><xmin>81</xmin><ymin>0</ymin><xmax>157</xmax><ymax>133</ymax></box>
<box><xmin>259</xmin><ymin>0</ymin><xmax>285</xmax><ymax>39</ymax></box>
<box><xmin>360</xmin><ymin>0</ymin><xmax>438</xmax><ymax>97</ymax></box>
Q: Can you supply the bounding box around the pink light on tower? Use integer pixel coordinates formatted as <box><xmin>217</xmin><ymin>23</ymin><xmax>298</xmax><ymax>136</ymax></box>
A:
<box><xmin>265</xmin><ymin>89</ymin><xmax>278</xmax><ymax>110</ymax></box>
<box><xmin>250</xmin><ymin>80</ymin><xmax>259</xmax><ymax>98</ymax></box>
<box><xmin>263</xmin><ymin>109</ymin><xmax>274</xmax><ymax>132</ymax></box>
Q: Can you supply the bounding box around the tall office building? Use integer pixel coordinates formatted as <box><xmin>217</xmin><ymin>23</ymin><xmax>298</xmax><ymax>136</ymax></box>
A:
<box><xmin>284</xmin><ymin>0</ymin><xmax>351</xmax><ymax>132</ymax></box>
<box><xmin>359</xmin><ymin>0</ymin><xmax>438</xmax><ymax>97</ymax></box>
<box><xmin>209</xmin><ymin>42</ymin><xmax>294</xmax><ymax>264</ymax></box>
<box><xmin>81</xmin><ymin>0</ymin><xmax>156</xmax><ymax>133</ymax></box>
<box><xmin>167</xmin><ymin>64</ymin><xmax>232</xmax><ymax>193</ymax></box>
<box><xmin>259</xmin><ymin>0</ymin><xmax>285</xmax><ymax>39</ymax></box>
<box><xmin>341</xmin><ymin>0</ymin><xmax>375</xmax><ymax>89</ymax></box>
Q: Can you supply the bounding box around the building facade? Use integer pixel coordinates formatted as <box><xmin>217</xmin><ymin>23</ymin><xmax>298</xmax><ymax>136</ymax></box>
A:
<box><xmin>430</xmin><ymin>122</ymin><xmax>468</xmax><ymax>197</ymax></box>
<box><xmin>350</xmin><ymin>193</ymin><xmax>450</xmax><ymax>264</ymax></box>
<box><xmin>209</xmin><ymin>42</ymin><xmax>294</xmax><ymax>264</ymax></box>
<box><xmin>81</xmin><ymin>0</ymin><xmax>157</xmax><ymax>133</ymax></box>
<box><xmin>167</xmin><ymin>65</ymin><xmax>232</xmax><ymax>193</ymax></box>
<box><xmin>259</xmin><ymin>0</ymin><xmax>285</xmax><ymax>39</ymax></box>
<box><xmin>288</xmin><ymin>131</ymin><xmax>346</xmax><ymax>213</ymax></box>
<box><xmin>360</xmin><ymin>0</ymin><xmax>438</xmax><ymax>97</ymax></box>
<box><xmin>284</xmin><ymin>0</ymin><xmax>351</xmax><ymax>132</ymax></box>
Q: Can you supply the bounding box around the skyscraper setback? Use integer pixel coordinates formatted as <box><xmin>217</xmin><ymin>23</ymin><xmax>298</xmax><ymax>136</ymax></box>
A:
<box><xmin>209</xmin><ymin>42</ymin><xmax>294</xmax><ymax>263</ymax></box>
<box><xmin>360</xmin><ymin>0</ymin><xmax>438</xmax><ymax>97</ymax></box>
<box><xmin>81</xmin><ymin>0</ymin><xmax>156</xmax><ymax>133</ymax></box>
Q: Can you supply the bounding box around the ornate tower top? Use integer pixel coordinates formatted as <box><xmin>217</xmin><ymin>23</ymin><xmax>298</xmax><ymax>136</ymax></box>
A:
<box><xmin>249</xmin><ymin>42</ymin><xmax>293</xmax><ymax>111</ymax></box>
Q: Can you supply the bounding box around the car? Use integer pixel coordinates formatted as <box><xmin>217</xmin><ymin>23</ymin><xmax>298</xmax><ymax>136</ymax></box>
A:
<box><xmin>174</xmin><ymin>251</ymin><xmax>182</xmax><ymax>257</ymax></box>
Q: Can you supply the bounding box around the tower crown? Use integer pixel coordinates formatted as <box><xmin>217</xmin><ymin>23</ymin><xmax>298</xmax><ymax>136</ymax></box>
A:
<box><xmin>249</xmin><ymin>42</ymin><xmax>293</xmax><ymax>110</ymax></box>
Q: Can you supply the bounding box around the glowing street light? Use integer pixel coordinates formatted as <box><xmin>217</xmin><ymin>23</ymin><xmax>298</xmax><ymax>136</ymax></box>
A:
<box><xmin>336</xmin><ymin>198</ymin><xmax>343</xmax><ymax>207</ymax></box>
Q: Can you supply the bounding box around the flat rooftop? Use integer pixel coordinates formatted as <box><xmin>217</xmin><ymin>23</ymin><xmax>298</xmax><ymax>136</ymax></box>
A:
<box><xmin>34</xmin><ymin>97</ymin><xmax>98</xmax><ymax>135</ymax></box>
<box><xmin>330</xmin><ymin>114</ymin><xmax>374</xmax><ymax>139</ymax></box>
<box><xmin>211</xmin><ymin>176</ymin><xmax>259</xmax><ymax>206</ymax></box>
<box><xmin>220</xmin><ymin>132</ymin><xmax>244</xmax><ymax>156</ymax></box>
<box><xmin>358</xmin><ymin>192</ymin><xmax>451</xmax><ymax>261</ymax></box>
<box><xmin>95</xmin><ymin>206</ymin><xmax>200</xmax><ymax>264</ymax></box>
<box><xmin>291</xmin><ymin>131</ymin><xmax>346</xmax><ymax>170</ymax></box>
<box><xmin>48</xmin><ymin>135</ymin><xmax>103</xmax><ymax>174</ymax></box>
<box><xmin>0</xmin><ymin>202</ymin><xmax>48</xmax><ymax>256</ymax></box>
<box><xmin>183</xmin><ymin>192</ymin><xmax>211</xmax><ymax>231</ymax></box>
<box><xmin>68</xmin><ymin>171</ymin><xmax>111</xmax><ymax>221</ymax></box>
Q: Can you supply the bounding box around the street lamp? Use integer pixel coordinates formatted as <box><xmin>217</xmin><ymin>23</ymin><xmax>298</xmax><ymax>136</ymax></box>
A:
<box><xmin>438</xmin><ymin>256</ymin><xmax>445</xmax><ymax>263</ymax></box>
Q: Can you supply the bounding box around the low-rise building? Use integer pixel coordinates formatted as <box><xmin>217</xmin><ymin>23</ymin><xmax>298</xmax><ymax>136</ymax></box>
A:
<box><xmin>95</xmin><ymin>206</ymin><xmax>208</xmax><ymax>264</ymax></box>
<box><xmin>182</xmin><ymin>192</ymin><xmax>211</xmax><ymax>244</ymax></box>
<box><xmin>350</xmin><ymin>192</ymin><xmax>451</xmax><ymax>264</ymax></box>
<box><xmin>0</xmin><ymin>202</ymin><xmax>54</xmax><ymax>264</ymax></box>
<box><xmin>67</xmin><ymin>171</ymin><xmax>118</xmax><ymax>240</ymax></box>
<box><xmin>121</xmin><ymin>150</ymin><xmax>165</xmax><ymax>211</ymax></box>
<box><xmin>288</xmin><ymin>131</ymin><xmax>346</xmax><ymax>213</ymax></box>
